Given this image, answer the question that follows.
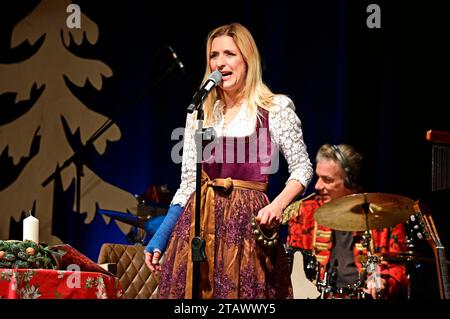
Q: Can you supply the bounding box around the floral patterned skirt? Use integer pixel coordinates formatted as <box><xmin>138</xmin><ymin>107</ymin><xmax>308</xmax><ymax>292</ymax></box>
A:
<box><xmin>156</xmin><ymin>187</ymin><xmax>293</xmax><ymax>299</ymax></box>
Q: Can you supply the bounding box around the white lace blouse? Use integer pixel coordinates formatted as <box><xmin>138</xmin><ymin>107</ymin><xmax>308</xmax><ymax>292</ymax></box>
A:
<box><xmin>171</xmin><ymin>95</ymin><xmax>313</xmax><ymax>207</ymax></box>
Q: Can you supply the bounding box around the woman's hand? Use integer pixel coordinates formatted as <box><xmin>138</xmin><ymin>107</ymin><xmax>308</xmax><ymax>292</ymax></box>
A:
<box><xmin>145</xmin><ymin>250</ymin><xmax>162</xmax><ymax>273</ymax></box>
<box><xmin>257</xmin><ymin>201</ymin><xmax>284</xmax><ymax>229</ymax></box>
<box><xmin>257</xmin><ymin>179</ymin><xmax>304</xmax><ymax>229</ymax></box>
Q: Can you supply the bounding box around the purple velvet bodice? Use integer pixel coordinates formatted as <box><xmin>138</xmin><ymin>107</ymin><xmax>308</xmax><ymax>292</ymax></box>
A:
<box><xmin>202</xmin><ymin>108</ymin><xmax>271</xmax><ymax>183</ymax></box>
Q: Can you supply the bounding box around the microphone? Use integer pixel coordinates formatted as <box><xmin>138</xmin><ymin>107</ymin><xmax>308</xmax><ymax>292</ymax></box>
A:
<box><xmin>167</xmin><ymin>46</ymin><xmax>185</xmax><ymax>73</ymax></box>
<box><xmin>187</xmin><ymin>70</ymin><xmax>222</xmax><ymax>113</ymax></box>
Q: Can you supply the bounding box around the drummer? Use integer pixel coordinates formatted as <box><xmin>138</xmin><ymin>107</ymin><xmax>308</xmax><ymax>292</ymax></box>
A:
<box><xmin>285</xmin><ymin>144</ymin><xmax>409</xmax><ymax>298</ymax></box>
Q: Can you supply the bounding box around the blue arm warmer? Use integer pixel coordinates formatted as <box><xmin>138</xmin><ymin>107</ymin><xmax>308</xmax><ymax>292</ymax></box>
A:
<box><xmin>144</xmin><ymin>204</ymin><xmax>183</xmax><ymax>253</ymax></box>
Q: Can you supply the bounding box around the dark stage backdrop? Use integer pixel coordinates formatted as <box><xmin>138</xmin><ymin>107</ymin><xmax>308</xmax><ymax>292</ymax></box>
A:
<box><xmin>1</xmin><ymin>0</ymin><xmax>448</xmax><ymax>293</ymax></box>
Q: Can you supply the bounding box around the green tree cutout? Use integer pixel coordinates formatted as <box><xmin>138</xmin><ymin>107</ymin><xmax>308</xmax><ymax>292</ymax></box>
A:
<box><xmin>0</xmin><ymin>0</ymin><xmax>136</xmax><ymax>243</ymax></box>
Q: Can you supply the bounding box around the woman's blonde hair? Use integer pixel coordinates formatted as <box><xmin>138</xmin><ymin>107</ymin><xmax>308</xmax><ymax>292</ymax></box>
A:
<box><xmin>201</xmin><ymin>23</ymin><xmax>275</xmax><ymax>126</ymax></box>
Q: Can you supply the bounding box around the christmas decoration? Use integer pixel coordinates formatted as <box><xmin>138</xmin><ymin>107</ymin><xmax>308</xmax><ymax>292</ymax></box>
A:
<box><xmin>0</xmin><ymin>240</ymin><xmax>65</xmax><ymax>269</ymax></box>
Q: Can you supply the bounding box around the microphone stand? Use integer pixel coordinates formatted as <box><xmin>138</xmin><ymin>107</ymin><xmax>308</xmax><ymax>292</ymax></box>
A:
<box><xmin>42</xmin><ymin>59</ymin><xmax>182</xmax><ymax>218</ymax></box>
<box><xmin>188</xmin><ymin>96</ymin><xmax>215</xmax><ymax>299</ymax></box>
<box><xmin>360</xmin><ymin>197</ymin><xmax>382</xmax><ymax>297</ymax></box>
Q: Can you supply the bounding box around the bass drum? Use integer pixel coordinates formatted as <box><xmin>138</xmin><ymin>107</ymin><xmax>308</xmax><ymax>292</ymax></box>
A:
<box><xmin>290</xmin><ymin>250</ymin><xmax>321</xmax><ymax>299</ymax></box>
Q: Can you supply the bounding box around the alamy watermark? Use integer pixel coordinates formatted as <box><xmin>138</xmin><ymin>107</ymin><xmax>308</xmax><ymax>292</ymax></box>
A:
<box><xmin>66</xmin><ymin>4</ymin><xmax>81</xmax><ymax>29</ymax></box>
<box><xmin>65</xmin><ymin>263</ymin><xmax>82</xmax><ymax>288</ymax></box>
<box><xmin>366</xmin><ymin>4</ymin><xmax>381</xmax><ymax>29</ymax></box>
<box><xmin>170</xmin><ymin>127</ymin><xmax>280</xmax><ymax>175</ymax></box>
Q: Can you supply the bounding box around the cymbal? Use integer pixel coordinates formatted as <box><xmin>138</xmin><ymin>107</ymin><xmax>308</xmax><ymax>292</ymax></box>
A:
<box><xmin>314</xmin><ymin>193</ymin><xmax>415</xmax><ymax>231</ymax></box>
<box><xmin>380</xmin><ymin>252</ymin><xmax>437</xmax><ymax>265</ymax></box>
<box><xmin>357</xmin><ymin>251</ymin><xmax>438</xmax><ymax>265</ymax></box>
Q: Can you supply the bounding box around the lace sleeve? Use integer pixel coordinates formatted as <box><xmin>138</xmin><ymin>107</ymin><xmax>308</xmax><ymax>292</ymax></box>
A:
<box><xmin>170</xmin><ymin>113</ymin><xmax>196</xmax><ymax>206</ymax></box>
<box><xmin>269</xmin><ymin>95</ymin><xmax>313</xmax><ymax>189</ymax></box>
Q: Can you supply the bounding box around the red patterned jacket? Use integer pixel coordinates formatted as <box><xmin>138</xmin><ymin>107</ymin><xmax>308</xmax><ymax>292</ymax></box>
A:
<box><xmin>287</xmin><ymin>194</ymin><xmax>409</xmax><ymax>297</ymax></box>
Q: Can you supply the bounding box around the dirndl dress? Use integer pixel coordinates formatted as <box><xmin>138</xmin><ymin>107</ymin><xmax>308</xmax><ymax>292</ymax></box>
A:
<box><xmin>157</xmin><ymin>108</ymin><xmax>293</xmax><ymax>299</ymax></box>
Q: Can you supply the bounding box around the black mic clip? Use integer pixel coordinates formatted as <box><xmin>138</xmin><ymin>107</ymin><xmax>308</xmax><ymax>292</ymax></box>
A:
<box><xmin>191</xmin><ymin>236</ymin><xmax>207</xmax><ymax>262</ymax></box>
<box><xmin>187</xmin><ymin>91</ymin><xmax>202</xmax><ymax>113</ymax></box>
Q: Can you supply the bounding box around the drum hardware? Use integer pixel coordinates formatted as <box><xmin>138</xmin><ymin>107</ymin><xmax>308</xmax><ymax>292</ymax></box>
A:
<box><xmin>284</xmin><ymin>245</ymin><xmax>319</xmax><ymax>280</ymax></box>
<box><xmin>303</xmin><ymin>249</ymin><xmax>320</xmax><ymax>281</ymax></box>
<box><xmin>96</xmin><ymin>185</ymin><xmax>172</xmax><ymax>245</ymax></box>
<box><xmin>361</xmin><ymin>255</ymin><xmax>383</xmax><ymax>296</ymax></box>
<box><xmin>284</xmin><ymin>245</ymin><xmax>296</xmax><ymax>274</ymax></box>
<box><xmin>317</xmin><ymin>270</ymin><xmax>330</xmax><ymax>299</ymax></box>
<box><xmin>287</xmin><ymin>247</ymin><xmax>321</xmax><ymax>299</ymax></box>
<box><xmin>135</xmin><ymin>184</ymin><xmax>172</xmax><ymax>217</ymax></box>
<box><xmin>358</xmin><ymin>250</ymin><xmax>445</xmax><ymax>299</ymax></box>
<box><xmin>358</xmin><ymin>250</ymin><xmax>441</xmax><ymax>266</ymax></box>
<box><xmin>316</xmin><ymin>254</ymin><xmax>376</xmax><ymax>299</ymax></box>
<box><xmin>360</xmin><ymin>204</ymin><xmax>382</xmax><ymax>295</ymax></box>
<box><xmin>309</xmin><ymin>193</ymin><xmax>417</xmax><ymax>298</ymax></box>
<box><xmin>315</xmin><ymin>194</ymin><xmax>405</xmax><ymax>298</ymax></box>
<box><xmin>316</xmin><ymin>260</ymin><xmax>377</xmax><ymax>299</ymax></box>
<box><xmin>405</xmin><ymin>224</ymin><xmax>417</xmax><ymax>298</ymax></box>
<box><xmin>406</xmin><ymin>224</ymin><xmax>416</xmax><ymax>250</ymax></box>
<box><xmin>317</xmin><ymin>272</ymin><xmax>368</xmax><ymax>299</ymax></box>
<box><xmin>284</xmin><ymin>246</ymin><xmax>367</xmax><ymax>299</ymax></box>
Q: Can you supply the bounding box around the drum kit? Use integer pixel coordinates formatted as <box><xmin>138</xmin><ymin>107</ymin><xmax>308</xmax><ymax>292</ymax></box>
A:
<box><xmin>299</xmin><ymin>192</ymin><xmax>428</xmax><ymax>299</ymax></box>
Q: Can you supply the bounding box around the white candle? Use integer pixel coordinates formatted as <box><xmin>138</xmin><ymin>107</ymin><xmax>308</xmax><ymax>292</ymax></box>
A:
<box><xmin>23</xmin><ymin>215</ymin><xmax>39</xmax><ymax>243</ymax></box>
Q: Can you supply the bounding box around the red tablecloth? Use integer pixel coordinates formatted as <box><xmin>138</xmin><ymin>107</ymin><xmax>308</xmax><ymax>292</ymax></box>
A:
<box><xmin>0</xmin><ymin>268</ymin><xmax>124</xmax><ymax>299</ymax></box>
